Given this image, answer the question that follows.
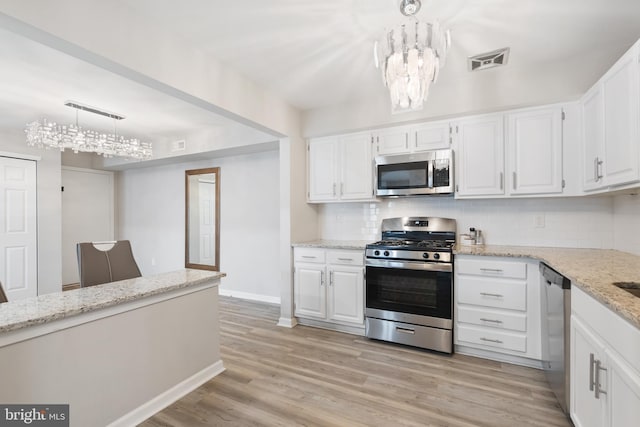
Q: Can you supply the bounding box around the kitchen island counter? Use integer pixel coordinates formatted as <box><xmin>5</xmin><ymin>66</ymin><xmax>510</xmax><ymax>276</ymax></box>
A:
<box><xmin>292</xmin><ymin>239</ymin><xmax>371</xmax><ymax>250</ymax></box>
<box><xmin>455</xmin><ymin>245</ymin><xmax>640</xmax><ymax>330</ymax></box>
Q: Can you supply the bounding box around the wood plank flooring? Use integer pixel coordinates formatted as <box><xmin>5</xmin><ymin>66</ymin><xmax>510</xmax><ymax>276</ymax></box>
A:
<box><xmin>140</xmin><ymin>297</ymin><xmax>571</xmax><ymax>426</ymax></box>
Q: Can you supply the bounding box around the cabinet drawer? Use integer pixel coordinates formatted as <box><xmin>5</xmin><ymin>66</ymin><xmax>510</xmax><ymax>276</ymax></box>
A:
<box><xmin>457</xmin><ymin>324</ymin><xmax>527</xmax><ymax>353</ymax></box>
<box><xmin>457</xmin><ymin>277</ymin><xmax>527</xmax><ymax>311</ymax></box>
<box><xmin>457</xmin><ymin>258</ymin><xmax>527</xmax><ymax>279</ymax></box>
<box><xmin>457</xmin><ymin>306</ymin><xmax>527</xmax><ymax>332</ymax></box>
<box><xmin>327</xmin><ymin>250</ymin><xmax>364</xmax><ymax>266</ymax></box>
<box><xmin>294</xmin><ymin>248</ymin><xmax>325</xmax><ymax>264</ymax></box>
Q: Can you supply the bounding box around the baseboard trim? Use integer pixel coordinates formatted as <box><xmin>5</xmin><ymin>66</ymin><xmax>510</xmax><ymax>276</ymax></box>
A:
<box><xmin>277</xmin><ymin>316</ymin><xmax>298</xmax><ymax>328</ymax></box>
<box><xmin>455</xmin><ymin>345</ymin><xmax>544</xmax><ymax>369</ymax></box>
<box><xmin>297</xmin><ymin>318</ymin><xmax>365</xmax><ymax>336</ymax></box>
<box><xmin>218</xmin><ymin>288</ymin><xmax>280</xmax><ymax>305</ymax></box>
<box><xmin>107</xmin><ymin>360</ymin><xmax>225</xmax><ymax>427</ymax></box>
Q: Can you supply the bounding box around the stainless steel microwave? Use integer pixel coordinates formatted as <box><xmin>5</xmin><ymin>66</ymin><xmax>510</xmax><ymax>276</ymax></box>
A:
<box><xmin>375</xmin><ymin>149</ymin><xmax>454</xmax><ymax>196</ymax></box>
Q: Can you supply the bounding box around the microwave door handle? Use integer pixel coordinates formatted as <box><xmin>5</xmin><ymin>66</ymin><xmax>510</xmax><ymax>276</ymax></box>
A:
<box><xmin>428</xmin><ymin>161</ymin><xmax>434</xmax><ymax>188</ymax></box>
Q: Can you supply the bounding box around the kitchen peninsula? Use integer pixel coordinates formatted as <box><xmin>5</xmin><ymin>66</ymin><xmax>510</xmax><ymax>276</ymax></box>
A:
<box><xmin>0</xmin><ymin>269</ymin><xmax>225</xmax><ymax>427</ymax></box>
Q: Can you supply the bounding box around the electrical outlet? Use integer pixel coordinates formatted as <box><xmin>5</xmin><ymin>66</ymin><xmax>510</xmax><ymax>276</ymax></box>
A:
<box><xmin>534</xmin><ymin>214</ymin><xmax>545</xmax><ymax>228</ymax></box>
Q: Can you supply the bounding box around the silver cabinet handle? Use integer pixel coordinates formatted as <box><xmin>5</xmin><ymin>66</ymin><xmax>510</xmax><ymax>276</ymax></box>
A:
<box><xmin>396</xmin><ymin>327</ymin><xmax>415</xmax><ymax>335</ymax></box>
<box><xmin>480</xmin><ymin>268</ymin><xmax>503</xmax><ymax>273</ymax></box>
<box><xmin>480</xmin><ymin>318</ymin><xmax>503</xmax><ymax>324</ymax></box>
<box><xmin>405</xmin><ymin>133</ymin><xmax>408</xmax><ymax>149</ymax></box>
<box><xmin>480</xmin><ymin>337</ymin><xmax>503</xmax><ymax>344</ymax></box>
<box><xmin>480</xmin><ymin>292</ymin><xmax>504</xmax><ymax>298</ymax></box>
<box><xmin>340</xmin><ymin>182</ymin><xmax>344</xmax><ymax>196</ymax></box>
<box><xmin>320</xmin><ymin>271</ymin><xmax>324</xmax><ymax>286</ymax></box>
<box><xmin>595</xmin><ymin>359</ymin><xmax>607</xmax><ymax>399</ymax></box>
<box><xmin>330</xmin><ymin>271</ymin><xmax>334</xmax><ymax>286</ymax></box>
<box><xmin>414</xmin><ymin>131</ymin><xmax>418</xmax><ymax>147</ymax></box>
<box><xmin>512</xmin><ymin>172</ymin><xmax>517</xmax><ymax>190</ymax></box>
<box><xmin>337</xmin><ymin>258</ymin><xmax>353</xmax><ymax>261</ymax></box>
<box><xmin>500</xmin><ymin>172</ymin><xmax>504</xmax><ymax>190</ymax></box>
<box><xmin>597</xmin><ymin>158</ymin><xmax>603</xmax><ymax>181</ymax></box>
<box><xmin>302</xmin><ymin>255</ymin><xmax>316</xmax><ymax>259</ymax></box>
<box><xmin>594</xmin><ymin>158</ymin><xmax>599</xmax><ymax>182</ymax></box>
<box><xmin>332</xmin><ymin>183</ymin><xmax>336</xmax><ymax>196</ymax></box>
<box><xmin>589</xmin><ymin>353</ymin><xmax>596</xmax><ymax>392</ymax></box>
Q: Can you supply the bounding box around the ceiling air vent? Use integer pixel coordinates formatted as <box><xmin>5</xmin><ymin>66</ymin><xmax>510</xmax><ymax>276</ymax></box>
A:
<box><xmin>171</xmin><ymin>139</ymin><xmax>186</xmax><ymax>152</ymax></box>
<box><xmin>468</xmin><ymin>47</ymin><xmax>510</xmax><ymax>72</ymax></box>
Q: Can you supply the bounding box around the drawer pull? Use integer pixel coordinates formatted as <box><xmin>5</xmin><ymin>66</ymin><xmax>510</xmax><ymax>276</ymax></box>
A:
<box><xmin>480</xmin><ymin>268</ymin><xmax>503</xmax><ymax>273</ymax></box>
<box><xmin>302</xmin><ymin>255</ymin><xmax>316</xmax><ymax>259</ymax></box>
<box><xmin>396</xmin><ymin>327</ymin><xmax>415</xmax><ymax>335</ymax></box>
<box><xmin>480</xmin><ymin>318</ymin><xmax>503</xmax><ymax>324</ymax></box>
<box><xmin>337</xmin><ymin>258</ymin><xmax>354</xmax><ymax>261</ymax></box>
<box><xmin>480</xmin><ymin>337</ymin><xmax>503</xmax><ymax>344</ymax></box>
<box><xmin>480</xmin><ymin>292</ymin><xmax>504</xmax><ymax>298</ymax></box>
<box><xmin>595</xmin><ymin>359</ymin><xmax>607</xmax><ymax>399</ymax></box>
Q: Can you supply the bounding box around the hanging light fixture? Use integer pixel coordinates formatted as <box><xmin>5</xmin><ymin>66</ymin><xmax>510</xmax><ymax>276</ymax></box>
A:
<box><xmin>374</xmin><ymin>0</ymin><xmax>451</xmax><ymax>114</ymax></box>
<box><xmin>25</xmin><ymin>101</ymin><xmax>152</xmax><ymax>160</ymax></box>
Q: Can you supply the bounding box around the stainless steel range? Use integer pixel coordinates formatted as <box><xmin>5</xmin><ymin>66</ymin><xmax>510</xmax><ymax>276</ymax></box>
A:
<box><xmin>365</xmin><ymin>217</ymin><xmax>456</xmax><ymax>353</ymax></box>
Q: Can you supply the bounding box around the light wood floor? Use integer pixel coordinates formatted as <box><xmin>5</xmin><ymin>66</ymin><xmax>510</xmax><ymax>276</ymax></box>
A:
<box><xmin>141</xmin><ymin>297</ymin><xmax>572</xmax><ymax>427</ymax></box>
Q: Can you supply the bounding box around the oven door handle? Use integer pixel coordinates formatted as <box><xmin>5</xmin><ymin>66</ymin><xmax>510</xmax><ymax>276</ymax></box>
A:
<box><xmin>365</xmin><ymin>258</ymin><xmax>452</xmax><ymax>272</ymax></box>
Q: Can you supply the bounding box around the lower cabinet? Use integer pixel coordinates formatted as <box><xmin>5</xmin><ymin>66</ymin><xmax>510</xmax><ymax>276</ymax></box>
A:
<box><xmin>294</xmin><ymin>247</ymin><xmax>364</xmax><ymax>333</ymax></box>
<box><xmin>454</xmin><ymin>255</ymin><xmax>542</xmax><ymax>365</ymax></box>
<box><xmin>571</xmin><ymin>286</ymin><xmax>640</xmax><ymax>427</ymax></box>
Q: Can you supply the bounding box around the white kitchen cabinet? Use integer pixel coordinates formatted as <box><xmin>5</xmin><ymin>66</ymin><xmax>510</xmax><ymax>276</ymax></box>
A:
<box><xmin>571</xmin><ymin>286</ymin><xmax>640</xmax><ymax>427</ymax></box>
<box><xmin>374</xmin><ymin>120</ymin><xmax>451</xmax><ymax>156</ymax></box>
<box><xmin>581</xmin><ymin>40</ymin><xmax>640</xmax><ymax>192</ymax></box>
<box><xmin>453</xmin><ymin>114</ymin><xmax>505</xmax><ymax>197</ymax></box>
<box><xmin>454</xmin><ymin>255</ymin><xmax>542</xmax><ymax>366</ymax></box>
<box><xmin>294</xmin><ymin>247</ymin><xmax>365</xmax><ymax>333</ymax></box>
<box><xmin>506</xmin><ymin>106</ymin><xmax>564</xmax><ymax>195</ymax></box>
<box><xmin>307</xmin><ymin>132</ymin><xmax>374</xmax><ymax>202</ymax></box>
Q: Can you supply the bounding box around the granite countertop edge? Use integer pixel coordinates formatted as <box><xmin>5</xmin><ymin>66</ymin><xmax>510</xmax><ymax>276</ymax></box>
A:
<box><xmin>292</xmin><ymin>240</ymin><xmax>372</xmax><ymax>250</ymax></box>
<box><xmin>455</xmin><ymin>245</ymin><xmax>640</xmax><ymax>330</ymax></box>
<box><xmin>0</xmin><ymin>269</ymin><xmax>225</xmax><ymax>334</ymax></box>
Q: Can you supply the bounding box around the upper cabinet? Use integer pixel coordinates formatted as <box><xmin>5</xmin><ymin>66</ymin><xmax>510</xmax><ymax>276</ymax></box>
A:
<box><xmin>374</xmin><ymin>120</ymin><xmax>451</xmax><ymax>156</ymax></box>
<box><xmin>454</xmin><ymin>106</ymin><xmax>565</xmax><ymax>198</ymax></box>
<box><xmin>581</xmin><ymin>40</ymin><xmax>640</xmax><ymax>192</ymax></box>
<box><xmin>454</xmin><ymin>113</ymin><xmax>506</xmax><ymax>197</ymax></box>
<box><xmin>507</xmin><ymin>107</ymin><xmax>564</xmax><ymax>195</ymax></box>
<box><xmin>307</xmin><ymin>132</ymin><xmax>374</xmax><ymax>203</ymax></box>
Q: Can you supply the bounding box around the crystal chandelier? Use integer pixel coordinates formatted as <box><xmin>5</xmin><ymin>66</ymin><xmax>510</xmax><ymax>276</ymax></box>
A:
<box><xmin>25</xmin><ymin>101</ymin><xmax>152</xmax><ymax>160</ymax></box>
<box><xmin>374</xmin><ymin>0</ymin><xmax>451</xmax><ymax>113</ymax></box>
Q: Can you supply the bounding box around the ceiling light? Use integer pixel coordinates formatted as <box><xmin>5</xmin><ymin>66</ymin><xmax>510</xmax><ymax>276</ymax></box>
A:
<box><xmin>25</xmin><ymin>101</ymin><xmax>152</xmax><ymax>160</ymax></box>
<box><xmin>374</xmin><ymin>0</ymin><xmax>451</xmax><ymax>114</ymax></box>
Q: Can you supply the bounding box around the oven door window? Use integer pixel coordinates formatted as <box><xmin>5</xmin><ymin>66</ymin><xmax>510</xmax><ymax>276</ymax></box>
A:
<box><xmin>366</xmin><ymin>266</ymin><xmax>451</xmax><ymax>319</ymax></box>
<box><xmin>377</xmin><ymin>162</ymin><xmax>429</xmax><ymax>189</ymax></box>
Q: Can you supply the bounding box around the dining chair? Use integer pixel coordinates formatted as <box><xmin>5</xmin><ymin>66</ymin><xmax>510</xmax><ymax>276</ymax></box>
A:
<box><xmin>77</xmin><ymin>240</ymin><xmax>142</xmax><ymax>287</ymax></box>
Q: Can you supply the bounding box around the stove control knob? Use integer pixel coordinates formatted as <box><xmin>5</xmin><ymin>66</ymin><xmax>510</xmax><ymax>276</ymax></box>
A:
<box><xmin>433</xmin><ymin>253</ymin><xmax>441</xmax><ymax>260</ymax></box>
<box><xmin>383</xmin><ymin>251</ymin><xmax>390</xmax><ymax>257</ymax></box>
<box><xmin>374</xmin><ymin>250</ymin><xmax>380</xmax><ymax>256</ymax></box>
<box><xmin>422</xmin><ymin>253</ymin><xmax>429</xmax><ymax>259</ymax></box>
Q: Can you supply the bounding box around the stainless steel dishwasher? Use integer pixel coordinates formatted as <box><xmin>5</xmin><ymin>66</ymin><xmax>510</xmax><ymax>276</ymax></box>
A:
<box><xmin>540</xmin><ymin>262</ymin><xmax>571</xmax><ymax>415</ymax></box>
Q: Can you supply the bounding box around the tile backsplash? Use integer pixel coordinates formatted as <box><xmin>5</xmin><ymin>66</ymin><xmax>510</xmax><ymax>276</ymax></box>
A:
<box><xmin>318</xmin><ymin>196</ymin><xmax>615</xmax><ymax>249</ymax></box>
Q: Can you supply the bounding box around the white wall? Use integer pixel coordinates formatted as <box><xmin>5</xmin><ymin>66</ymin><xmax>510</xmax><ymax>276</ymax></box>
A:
<box><xmin>613</xmin><ymin>193</ymin><xmax>640</xmax><ymax>256</ymax></box>
<box><xmin>117</xmin><ymin>149</ymin><xmax>281</xmax><ymax>301</ymax></box>
<box><xmin>318</xmin><ymin>196</ymin><xmax>615</xmax><ymax>249</ymax></box>
<box><xmin>0</xmin><ymin>128</ymin><xmax>61</xmax><ymax>295</ymax></box>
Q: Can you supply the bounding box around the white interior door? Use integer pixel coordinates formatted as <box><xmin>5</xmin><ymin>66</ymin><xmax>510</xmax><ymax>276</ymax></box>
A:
<box><xmin>198</xmin><ymin>180</ymin><xmax>216</xmax><ymax>266</ymax></box>
<box><xmin>0</xmin><ymin>156</ymin><xmax>37</xmax><ymax>300</ymax></box>
<box><xmin>61</xmin><ymin>167</ymin><xmax>114</xmax><ymax>285</ymax></box>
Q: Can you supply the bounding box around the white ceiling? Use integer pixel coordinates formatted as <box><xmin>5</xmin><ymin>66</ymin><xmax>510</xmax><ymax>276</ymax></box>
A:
<box><xmin>2</xmin><ymin>0</ymin><xmax>640</xmax><ymax>147</ymax></box>
<box><xmin>116</xmin><ymin>0</ymin><xmax>640</xmax><ymax>110</ymax></box>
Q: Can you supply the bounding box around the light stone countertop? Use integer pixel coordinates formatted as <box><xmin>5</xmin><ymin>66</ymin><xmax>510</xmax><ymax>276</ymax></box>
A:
<box><xmin>292</xmin><ymin>240</ymin><xmax>372</xmax><ymax>250</ymax></box>
<box><xmin>0</xmin><ymin>269</ymin><xmax>225</xmax><ymax>334</ymax></box>
<box><xmin>455</xmin><ymin>245</ymin><xmax>640</xmax><ymax>330</ymax></box>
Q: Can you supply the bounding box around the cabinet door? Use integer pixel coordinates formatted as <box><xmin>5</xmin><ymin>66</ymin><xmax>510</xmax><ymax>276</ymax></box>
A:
<box><xmin>340</xmin><ymin>133</ymin><xmax>373</xmax><ymax>200</ymax></box>
<box><xmin>327</xmin><ymin>266</ymin><xmax>364</xmax><ymax>325</ymax></box>
<box><xmin>606</xmin><ymin>348</ymin><xmax>640</xmax><ymax>427</ymax></box>
<box><xmin>602</xmin><ymin>49</ymin><xmax>640</xmax><ymax>187</ymax></box>
<box><xmin>455</xmin><ymin>114</ymin><xmax>505</xmax><ymax>197</ymax></box>
<box><xmin>308</xmin><ymin>137</ymin><xmax>338</xmax><ymax>201</ymax></box>
<box><xmin>294</xmin><ymin>263</ymin><xmax>326</xmax><ymax>319</ymax></box>
<box><xmin>581</xmin><ymin>86</ymin><xmax>605</xmax><ymax>191</ymax></box>
<box><xmin>571</xmin><ymin>316</ymin><xmax>606</xmax><ymax>427</ymax></box>
<box><xmin>412</xmin><ymin>121</ymin><xmax>451</xmax><ymax>151</ymax></box>
<box><xmin>507</xmin><ymin>107</ymin><xmax>563</xmax><ymax>195</ymax></box>
<box><xmin>375</xmin><ymin>127</ymin><xmax>409</xmax><ymax>155</ymax></box>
